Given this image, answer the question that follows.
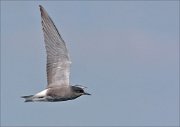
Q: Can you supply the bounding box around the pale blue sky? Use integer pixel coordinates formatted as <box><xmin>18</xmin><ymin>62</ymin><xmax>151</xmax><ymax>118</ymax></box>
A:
<box><xmin>1</xmin><ymin>1</ymin><xmax>179</xmax><ymax>126</ymax></box>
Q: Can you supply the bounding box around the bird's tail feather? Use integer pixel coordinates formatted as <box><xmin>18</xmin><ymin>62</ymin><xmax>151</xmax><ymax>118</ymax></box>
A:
<box><xmin>21</xmin><ymin>95</ymin><xmax>34</xmax><ymax>102</ymax></box>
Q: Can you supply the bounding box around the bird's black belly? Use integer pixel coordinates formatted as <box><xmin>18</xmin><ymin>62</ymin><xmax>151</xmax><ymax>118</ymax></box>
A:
<box><xmin>46</xmin><ymin>95</ymin><xmax>81</xmax><ymax>102</ymax></box>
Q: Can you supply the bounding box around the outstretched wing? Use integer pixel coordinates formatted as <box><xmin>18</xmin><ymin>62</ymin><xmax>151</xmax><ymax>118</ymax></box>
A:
<box><xmin>39</xmin><ymin>5</ymin><xmax>71</xmax><ymax>87</ymax></box>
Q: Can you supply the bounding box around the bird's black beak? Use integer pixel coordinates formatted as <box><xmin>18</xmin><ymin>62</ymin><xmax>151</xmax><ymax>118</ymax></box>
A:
<box><xmin>83</xmin><ymin>92</ymin><xmax>91</xmax><ymax>95</ymax></box>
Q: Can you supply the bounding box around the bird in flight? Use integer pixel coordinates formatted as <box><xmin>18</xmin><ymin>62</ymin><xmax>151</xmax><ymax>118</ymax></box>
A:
<box><xmin>22</xmin><ymin>5</ymin><xmax>91</xmax><ymax>102</ymax></box>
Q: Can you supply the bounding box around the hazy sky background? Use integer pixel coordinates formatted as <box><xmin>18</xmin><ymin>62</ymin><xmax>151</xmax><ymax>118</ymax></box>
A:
<box><xmin>1</xmin><ymin>1</ymin><xmax>179</xmax><ymax>126</ymax></box>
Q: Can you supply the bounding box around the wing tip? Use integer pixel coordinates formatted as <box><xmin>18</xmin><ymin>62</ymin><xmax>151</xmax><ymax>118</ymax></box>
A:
<box><xmin>39</xmin><ymin>5</ymin><xmax>45</xmax><ymax>15</ymax></box>
<box><xmin>39</xmin><ymin>5</ymin><xmax>43</xmax><ymax>9</ymax></box>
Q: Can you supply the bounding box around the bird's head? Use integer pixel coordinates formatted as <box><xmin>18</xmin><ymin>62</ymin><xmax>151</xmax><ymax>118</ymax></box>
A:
<box><xmin>71</xmin><ymin>85</ymin><xmax>91</xmax><ymax>96</ymax></box>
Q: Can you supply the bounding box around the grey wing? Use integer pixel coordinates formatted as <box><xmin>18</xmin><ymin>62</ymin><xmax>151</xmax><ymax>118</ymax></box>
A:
<box><xmin>39</xmin><ymin>5</ymin><xmax>71</xmax><ymax>87</ymax></box>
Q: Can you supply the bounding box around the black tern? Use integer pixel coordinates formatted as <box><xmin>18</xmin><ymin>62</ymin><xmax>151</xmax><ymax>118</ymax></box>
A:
<box><xmin>22</xmin><ymin>5</ymin><xmax>91</xmax><ymax>102</ymax></box>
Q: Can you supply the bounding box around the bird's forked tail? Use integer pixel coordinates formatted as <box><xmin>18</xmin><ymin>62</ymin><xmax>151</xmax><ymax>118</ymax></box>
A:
<box><xmin>21</xmin><ymin>95</ymin><xmax>34</xmax><ymax>102</ymax></box>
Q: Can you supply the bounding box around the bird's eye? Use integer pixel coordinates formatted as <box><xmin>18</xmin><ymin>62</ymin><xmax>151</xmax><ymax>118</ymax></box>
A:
<box><xmin>77</xmin><ymin>90</ymin><xmax>83</xmax><ymax>93</ymax></box>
